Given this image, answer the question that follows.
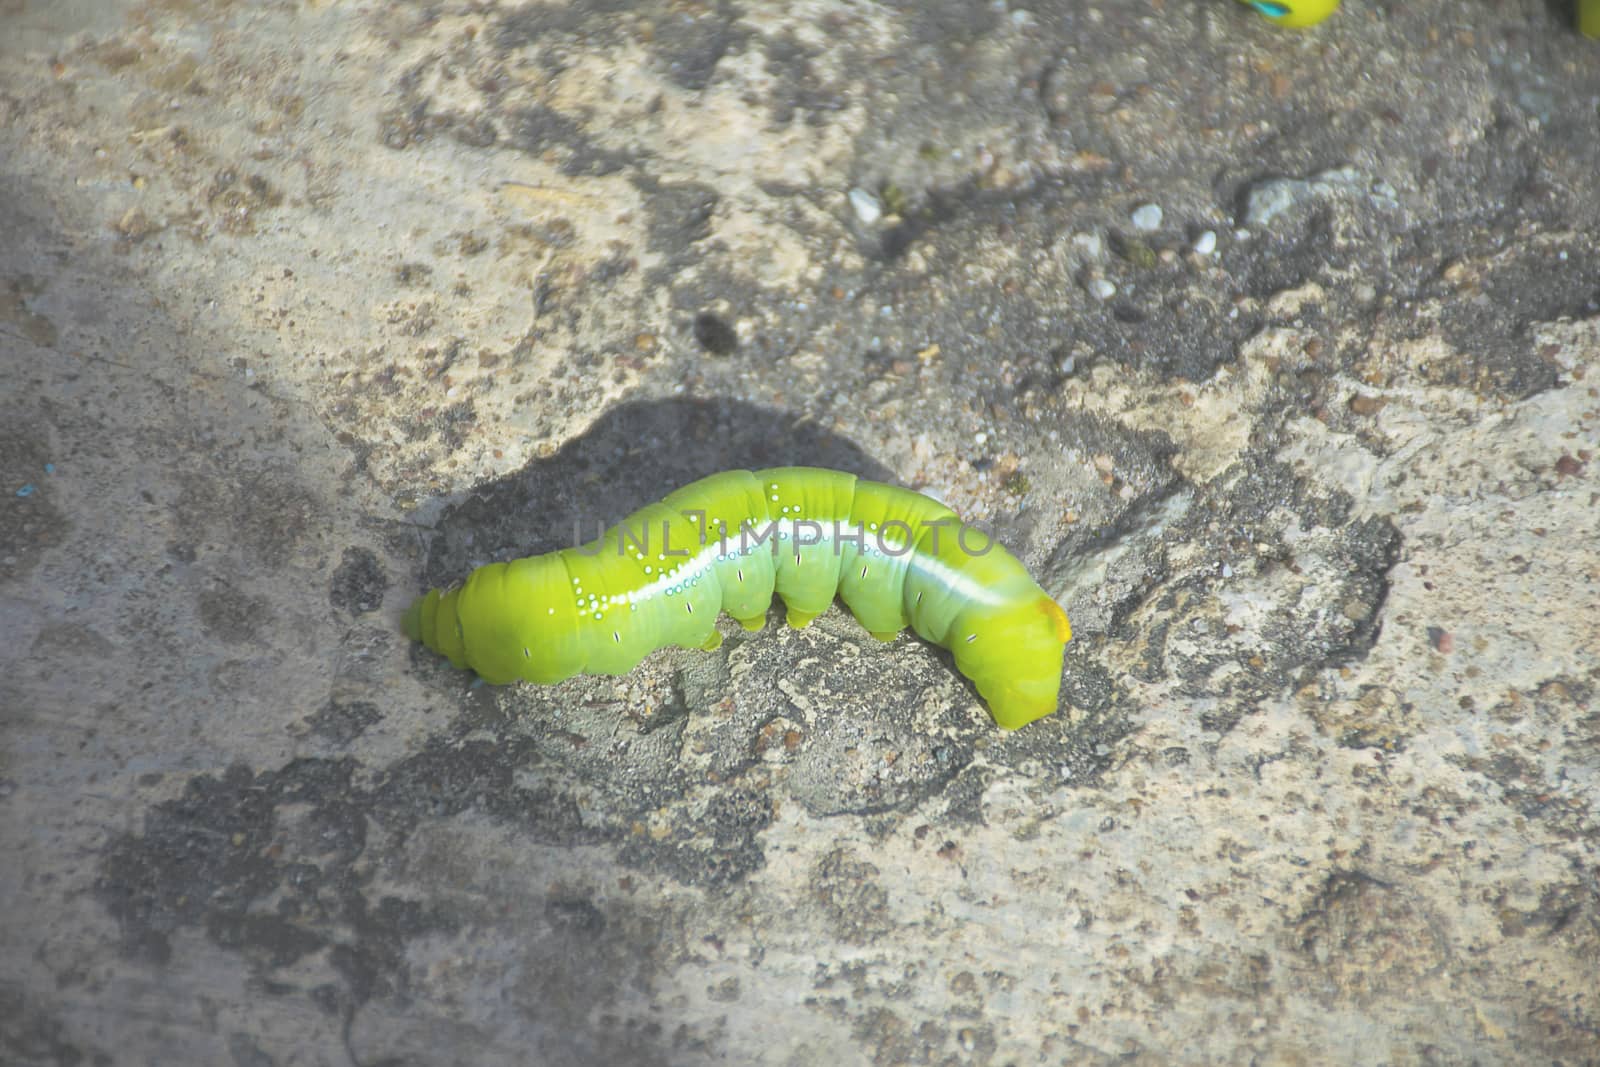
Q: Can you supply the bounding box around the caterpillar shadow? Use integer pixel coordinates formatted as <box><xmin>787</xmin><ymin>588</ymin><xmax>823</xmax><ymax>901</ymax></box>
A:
<box><xmin>418</xmin><ymin>395</ymin><xmax>895</xmax><ymax>587</ymax></box>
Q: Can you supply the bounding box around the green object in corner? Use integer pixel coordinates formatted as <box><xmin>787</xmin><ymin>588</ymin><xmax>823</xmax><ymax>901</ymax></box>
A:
<box><xmin>1581</xmin><ymin>0</ymin><xmax>1600</xmax><ymax>39</ymax></box>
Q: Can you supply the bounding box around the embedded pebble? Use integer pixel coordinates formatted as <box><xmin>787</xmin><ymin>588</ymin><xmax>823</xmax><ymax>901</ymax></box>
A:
<box><xmin>848</xmin><ymin>188</ymin><xmax>883</xmax><ymax>225</ymax></box>
<box><xmin>1131</xmin><ymin>203</ymin><xmax>1163</xmax><ymax>231</ymax></box>
<box><xmin>1088</xmin><ymin>278</ymin><xmax>1117</xmax><ymax>300</ymax></box>
<box><xmin>1193</xmin><ymin>229</ymin><xmax>1217</xmax><ymax>256</ymax></box>
<box><xmin>1241</xmin><ymin>167</ymin><xmax>1378</xmax><ymax>228</ymax></box>
<box><xmin>1070</xmin><ymin>232</ymin><xmax>1103</xmax><ymax>259</ymax></box>
<box><xmin>1242</xmin><ymin>182</ymin><xmax>1300</xmax><ymax>228</ymax></box>
<box><xmin>1554</xmin><ymin>454</ymin><xmax>1585</xmax><ymax>477</ymax></box>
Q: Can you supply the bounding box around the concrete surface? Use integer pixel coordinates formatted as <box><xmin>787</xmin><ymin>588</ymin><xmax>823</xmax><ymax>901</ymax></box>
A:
<box><xmin>2</xmin><ymin>0</ymin><xmax>1597</xmax><ymax>1063</ymax></box>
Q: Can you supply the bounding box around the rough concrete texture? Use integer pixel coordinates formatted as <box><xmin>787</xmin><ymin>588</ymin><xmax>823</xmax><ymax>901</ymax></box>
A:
<box><xmin>2</xmin><ymin>0</ymin><xmax>1598</xmax><ymax>1063</ymax></box>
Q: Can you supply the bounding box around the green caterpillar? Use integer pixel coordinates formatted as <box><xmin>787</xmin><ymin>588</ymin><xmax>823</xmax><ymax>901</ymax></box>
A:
<box><xmin>404</xmin><ymin>467</ymin><xmax>1071</xmax><ymax>729</ymax></box>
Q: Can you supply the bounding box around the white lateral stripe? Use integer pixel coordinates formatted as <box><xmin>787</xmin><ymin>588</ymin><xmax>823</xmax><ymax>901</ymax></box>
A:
<box><xmin>603</xmin><ymin>517</ymin><xmax>1008</xmax><ymax>610</ymax></box>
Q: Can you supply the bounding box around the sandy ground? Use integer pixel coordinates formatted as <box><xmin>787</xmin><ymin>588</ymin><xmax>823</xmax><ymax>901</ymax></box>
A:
<box><xmin>2</xmin><ymin>0</ymin><xmax>1598</xmax><ymax>1064</ymax></box>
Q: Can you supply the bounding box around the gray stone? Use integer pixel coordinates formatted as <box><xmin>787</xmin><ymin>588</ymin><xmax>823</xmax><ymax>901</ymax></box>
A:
<box><xmin>2</xmin><ymin>0</ymin><xmax>1597</xmax><ymax>1063</ymax></box>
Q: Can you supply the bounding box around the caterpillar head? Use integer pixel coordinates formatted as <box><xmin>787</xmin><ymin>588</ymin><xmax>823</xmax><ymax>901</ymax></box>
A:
<box><xmin>1243</xmin><ymin>0</ymin><xmax>1340</xmax><ymax>28</ymax></box>
<box><xmin>952</xmin><ymin>595</ymin><xmax>1072</xmax><ymax>730</ymax></box>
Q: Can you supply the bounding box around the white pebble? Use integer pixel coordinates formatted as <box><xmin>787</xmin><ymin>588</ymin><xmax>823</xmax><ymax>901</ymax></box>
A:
<box><xmin>848</xmin><ymin>187</ymin><xmax>882</xmax><ymax>225</ymax></box>
<box><xmin>1131</xmin><ymin>203</ymin><xmax>1163</xmax><ymax>231</ymax></box>
<box><xmin>1193</xmin><ymin>229</ymin><xmax>1217</xmax><ymax>256</ymax></box>
<box><xmin>1088</xmin><ymin>278</ymin><xmax>1117</xmax><ymax>300</ymax></box>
